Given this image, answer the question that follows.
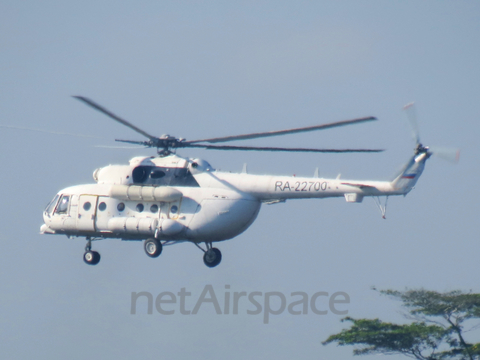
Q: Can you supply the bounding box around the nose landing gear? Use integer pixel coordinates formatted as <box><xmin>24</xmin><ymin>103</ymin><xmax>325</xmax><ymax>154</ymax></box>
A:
<box><xmin>83</xmin><ymin>238</ymin><xmax>101</xmax><ymax>265</ymax></box>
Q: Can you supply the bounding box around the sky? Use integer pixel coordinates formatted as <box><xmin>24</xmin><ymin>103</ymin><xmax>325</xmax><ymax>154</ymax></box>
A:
<box><xmin>1</xmin><ymin>1</ymin><xmax>479</xmax><ymax>359</ymax></box>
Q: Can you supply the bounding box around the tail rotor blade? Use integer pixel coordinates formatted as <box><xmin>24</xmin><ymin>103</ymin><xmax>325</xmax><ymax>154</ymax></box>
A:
<box><xmin>429</xmin><ymin>146</ymin><xmax>460</xmax><ymax>163</ymax></box>
<box><xmin>403</xmin><ymin>102</ymin><xmax>421</xmax><ymax>144</ymax></box>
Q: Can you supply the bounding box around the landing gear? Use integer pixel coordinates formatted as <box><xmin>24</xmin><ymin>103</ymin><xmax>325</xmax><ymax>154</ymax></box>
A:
<box><xmin>83</xmin><ymin>250</ymin><xmax>101</xmax><ymax>265</ymax></box>
<box><xmin>194</xmin><ymin>242</ymin><xmax>222</xmax><ymax>268</ymax></box>
<box><xmin>203</xmin><ymin>248</ymin><xmax>222</xmax><ymax>268</ymax></box>
<box><xmin>83</xmin><ymin>238</ymin><xmax>101</xmax><ymax>265</ymax></box>
<box><xmin>144</xmin><ymin>238</ymin><xmax>162</xmax><ymax>258</ymax></box>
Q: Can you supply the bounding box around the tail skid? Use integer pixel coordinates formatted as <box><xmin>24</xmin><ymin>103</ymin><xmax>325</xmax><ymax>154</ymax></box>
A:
<box><xmin>369</xmin><ymin>147</ymin><xmax>429</xmax><ymax>219</ymax></box>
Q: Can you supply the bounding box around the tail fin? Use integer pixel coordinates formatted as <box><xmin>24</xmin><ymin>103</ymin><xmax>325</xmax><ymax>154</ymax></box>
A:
<box><xmin>391</xmin><ymin>148</ymin><xmax>430</xmax><ymax>194</ymax></box>
<box><xmin>391</xmin><ymin>103</ymin><xmax>459</xmax><ymax>194</ymax></box>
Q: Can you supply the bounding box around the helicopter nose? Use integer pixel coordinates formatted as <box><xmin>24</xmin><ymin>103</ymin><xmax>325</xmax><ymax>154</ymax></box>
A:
<box><xmin>40</xmin><ymin>223</ymin><xmax>55</xmax><ymax>234</ymax></box>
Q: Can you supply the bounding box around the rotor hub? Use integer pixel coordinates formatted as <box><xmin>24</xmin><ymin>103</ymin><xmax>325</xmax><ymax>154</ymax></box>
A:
<box><xmin>415</xmin><ymin>143</ymin><xmax>431</xmax><ymax>157</ymax></box>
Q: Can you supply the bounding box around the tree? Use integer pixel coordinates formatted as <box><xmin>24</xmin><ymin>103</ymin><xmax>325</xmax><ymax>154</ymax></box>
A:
<box><xmin>322</xmin><ymin>289</ymin><xmax>480</xmax><ymax>360</ymax></box>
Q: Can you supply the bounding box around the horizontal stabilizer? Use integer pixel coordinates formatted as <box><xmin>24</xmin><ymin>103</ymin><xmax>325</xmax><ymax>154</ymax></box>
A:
<box><xmin>341</xmin><ymin>182</ymin><xmax>376</xmax><ymax>189</ymax></box>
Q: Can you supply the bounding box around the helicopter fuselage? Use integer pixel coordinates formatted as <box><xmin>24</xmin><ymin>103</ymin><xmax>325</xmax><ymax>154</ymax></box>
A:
<box><xmin>38</xmin><ymin>97</ymin><xmax>449</xmax><ymax>267</ymax></box>
<box><xmin>41</xmin><ymin>153</ymin><xmax>426</xmax><ymax>244</ymax></box>
<box><xmin>42</xmin><ymin>183</ymin><xmax>262</xmax><ymax>243</ymax></box>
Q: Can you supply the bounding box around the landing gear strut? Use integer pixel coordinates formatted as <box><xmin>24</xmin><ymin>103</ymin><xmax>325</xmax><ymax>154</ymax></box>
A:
<box><xmin>195</xmin><ymin>242</ymin><xmax>222</xmax><ymax>268</ymax></box>
<box><xmin>83</xmin><ymin>237</ymin><xmax>101</xmax><ymax>265</ymax></box>
<box><xmin>373</xmin><ymin>196</ymin><xmax>389</xmax><ymax>219</ymax></box>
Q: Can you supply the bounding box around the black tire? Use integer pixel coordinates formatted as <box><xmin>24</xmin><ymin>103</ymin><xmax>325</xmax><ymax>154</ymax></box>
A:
<box><xmin>144</xmin><ymin>238</ymin><xmax>162</xmax><ymax>258</ymax></box>
<box><xmin>92</xmin><ymin>251</ymin><xmax>101</xmax><ymax>265</ymax></box>
<box><xmin>84</xmin><ymin>250</ymin><xmax>101</xmax><ymax>265</ymax></box>
<box><xmin>203</xmin><ymin>248</ymin><xmax>222</xmax><ymax>268</ymax></box>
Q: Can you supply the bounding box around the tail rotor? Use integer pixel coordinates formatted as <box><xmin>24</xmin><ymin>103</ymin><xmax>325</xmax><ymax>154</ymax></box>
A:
<box><xmin>427</xmin><ymin>146</ymin><xmax>460</xmax><ymax>163</ymax></box>
<box><xmin>403</xmin><ymin>102</ymin><xmax>421</xmax><ymax>145</ymax></box>
<box><xmin>403</xmin><ymin>102</ymin><xmax>459</xmax><ymax>163</ymax></box>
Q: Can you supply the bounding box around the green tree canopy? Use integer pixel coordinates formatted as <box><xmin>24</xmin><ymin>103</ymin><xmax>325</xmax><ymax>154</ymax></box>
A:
<box><xmin>323</xmin><ymin>289</ymin><xmax>480</xmax><ymax>360</ymax></box>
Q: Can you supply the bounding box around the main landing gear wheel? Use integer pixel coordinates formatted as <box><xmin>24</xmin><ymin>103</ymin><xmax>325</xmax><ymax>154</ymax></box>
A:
<box><xmin>83</xmin><ymin>250</ymin><xmax>101</xmax><ymax>265</ymax></box>
<box><xmin>203</xmin><ymin>248</ymin><xmax>222</xmax><ymax>268</ymax></box>
<box><xmin>144</xmin><ymin>238</ymin><xmax>162</xmax><ymax>258</ymax></box>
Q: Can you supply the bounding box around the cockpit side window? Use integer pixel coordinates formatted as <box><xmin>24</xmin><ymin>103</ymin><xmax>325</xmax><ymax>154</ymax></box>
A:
<box><xmin>55</xmin><ymin>195</ymin><xmax>70</xmax><ymax>214</ymax></box>
<box><xmin>45</xmin><ymin>195</ymin><xmax>60</xmax><ymax>214</ymax></box>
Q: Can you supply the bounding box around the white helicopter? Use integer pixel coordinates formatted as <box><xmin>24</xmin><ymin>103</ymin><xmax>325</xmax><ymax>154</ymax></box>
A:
<box><xmin>40</xmin><ymin>98</ymin><xmax>458</xmax><ymax>267</ymax></box>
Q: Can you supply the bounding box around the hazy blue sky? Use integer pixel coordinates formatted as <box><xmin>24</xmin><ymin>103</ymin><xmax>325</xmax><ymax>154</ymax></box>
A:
<box><xmin>1</xmin><ymin>1</ymin><xmax>479</xmax><ymax>359</ymax></box>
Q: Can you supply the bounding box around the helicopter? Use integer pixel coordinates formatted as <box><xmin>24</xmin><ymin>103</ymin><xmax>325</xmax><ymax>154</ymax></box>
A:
<box><xmin>40</xmin><ymin>97</ymin><xmax>459</xmax><ymax>267</ymax></box>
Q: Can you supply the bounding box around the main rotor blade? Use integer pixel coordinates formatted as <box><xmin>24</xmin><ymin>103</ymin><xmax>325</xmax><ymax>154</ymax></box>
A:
<box><xmin>73</xmin><ymin>96</ymin><xmax>157</xmax><ymax>141</ymax></box>
<box><xmin>115</xmin><ymin>139</ymin><xmax>151</xmax><ymax>146</ymax></box>
<box><xmin>185</xmin><ymin>116</ymin><xmax>377</xmax><ymax>144</ymax></box>
<box><xmin>95</xmin><ymin>145</ymin><xmax>147</xmax><ymax>149</ymax></box>
<box><xmin>186</xmin><ymin>144</ymin><xmax>384</xmax><ymax>153</ymax></box>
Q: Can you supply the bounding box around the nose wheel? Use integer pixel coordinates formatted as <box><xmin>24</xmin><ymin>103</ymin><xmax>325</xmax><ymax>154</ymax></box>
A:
<box><xmin>83</xmin><ymin>238</ymin><xmax>101</xmax><ymax>265</ymax></box>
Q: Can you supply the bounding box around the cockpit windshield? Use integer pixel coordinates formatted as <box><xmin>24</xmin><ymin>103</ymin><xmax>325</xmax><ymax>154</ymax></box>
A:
<box><xmin>55</xmin><ymin>195</ymin><xmax>70</xmax><ymax>214</ymax></box>
<box><xmin>45</xmin><ymin>195</ymin><xmax>60</xmax><ymax>214</ymax></box>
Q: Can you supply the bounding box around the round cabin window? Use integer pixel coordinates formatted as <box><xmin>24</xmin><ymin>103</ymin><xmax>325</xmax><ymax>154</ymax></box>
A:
<box><xmin>150</xmin><ymin>204</ymin><xmax>159</xmax><ymax>213</ymax></box>
<box><xmin>83</xmin><ymin>202</ymin><xmax>91</xmax><ymax>211</ymax></box>
<box><xmin>117</xmin><ymin>202</ymin><xmax>125</xmax><ymax>211</ymax></box>
<box><xmin>170</xmin><ymin>205</ymin><xmax>178</xmax><ymax>214</ymax></box>
<box><xmin>98</xmin><ymin>202</ymin><xmax>107</xmax><ymax>211</ymax></box>
<box><xmin>136</xmin><ymin>203</ymin><xmax>144</xmax><ymax>212</ymax></box>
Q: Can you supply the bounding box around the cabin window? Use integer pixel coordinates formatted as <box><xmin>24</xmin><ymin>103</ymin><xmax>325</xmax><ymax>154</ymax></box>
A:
<box><xmin>170</xmin><ymin>205</ymin><xmax>178</xmax><ymax>214</ymax></box>
<box><xmin>56</xmin><ymin>195</ymin><xmax>70</xmax><ymax>214</ymax></box>
<box><xmin>45</xmin><ymin>195</ymin><xmax>60</xmax><ymax>214</ymax></box>
<box><xmin>98</xmin><ymin>202</ymin><xmax>107</xmax><ymax>211</ymax></box>
<box><xmin>150</xmin><ymin>204</ymin><xmax>159</xmax><ymax>213</ymax></box>
<box><xmin>132</xmin><ymin>165</ymin><xmax>199</xmax><ymax>187</ymax></box>
<box><xmin>150</xmin><ymin>169</ymin><xmax>165</xmax><ymax>179</ymax></box>
<box><xmin>117</xmin><ymin>203</ymin><xmax>125</xmax><ymax>212</ymax></box>
<box><xmin>136</xmin><ymin>203</ymin><xmax>144</xmax><ymax>212</ymax></box>
<box><xmin>83</xmin><ymin>202</ymin><xmax>91</xmax><ymax>211</ymax></box>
